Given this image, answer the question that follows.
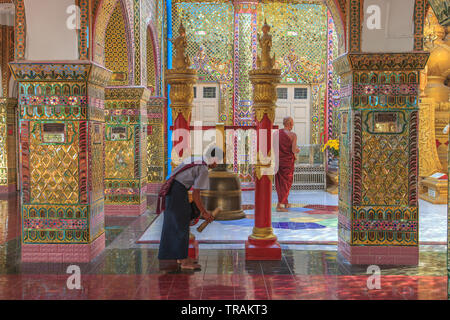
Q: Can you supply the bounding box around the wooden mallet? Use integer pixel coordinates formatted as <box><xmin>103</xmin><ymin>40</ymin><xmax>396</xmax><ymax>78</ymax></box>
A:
<box><xmin>196</xmin><ymin>207</ymin><xmax>221</xmax><ymax>232</ymax></box>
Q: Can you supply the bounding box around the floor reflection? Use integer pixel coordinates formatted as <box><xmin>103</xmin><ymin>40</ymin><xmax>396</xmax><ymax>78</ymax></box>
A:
<box><xmin>0</xmin><ymin>194</ymin><xmax>448</xmax><ymax>300</ymax></box>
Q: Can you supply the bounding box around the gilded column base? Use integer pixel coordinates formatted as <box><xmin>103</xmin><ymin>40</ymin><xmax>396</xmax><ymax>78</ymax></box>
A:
<box><xmin>22</xmin><ymin>233</ymin><xmax>105</xmax><ymax>263</ymax></box>
<box><xmin>249</xmin><ymin>226</ymin><xmax>277</xmax><ymax>241</ymax></box>
<box><xmin>245</xmin><ymin>235</ymin><xmax>281</xmax><ymax>261</ymax></box>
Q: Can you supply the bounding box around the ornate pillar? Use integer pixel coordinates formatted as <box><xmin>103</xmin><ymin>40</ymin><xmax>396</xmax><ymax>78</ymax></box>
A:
<box><xmin>233</xmin><ymin>0</ymin><xmax>258</xmax><ymax>182</ymax></box>
<box><xmin>10</xmin><ymin>62</ymin><xmax>111</xmax><ymax>263</ymax></box>
<box><xmin>0</xmin><ymin>24</ymin><xmax>16</xmax><ymax>195</ymax></box>
<box><xmin>334</xmin><ymin>52</ymin><xmax>428</xmax><ymax>265</ymax></box>
<box><xmin>104</xmin><ymin>87</ymin><xmax>150</xmax><ymax>216</ymax></box>
<box><xmin>165</xmin><ymin>24</ymin><xmax>197</xmax><ymax>166</ymax></box>
<box><xmin>0</xmin><ymin>195</ymin><xmax>18</xmax><ymax>272</ymax></box>
<box><xmin>233</xmin><ymin>0</ymin><xmax>258</xmax><ymax>126</ymax></box>
<box><xmin>246</xmin><ymin>22</ymin><xmax>281</xmax><ymax>261</ymax></box>
<box><xmin>146</xmin><ymin>96</ymin><xmax>167</xmax><ymax>195</ymax></box>
<box><xmin>167</xmin><ymin>70</ymin><xmax>196</xmax><ymax>166</ymax></box>
<box><xmin>0</xmin><ymin>98</ymin><xmax>17</xmax><ymax>194</ymax></box>
<box><xmin>165</xmin><ymin>24</ymin><xmax>197</xmax><ymax>259</ymax></box>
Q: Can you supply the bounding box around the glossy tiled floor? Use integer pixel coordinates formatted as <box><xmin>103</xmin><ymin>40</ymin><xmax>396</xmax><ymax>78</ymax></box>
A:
<box><xmin>0</xmin><ymin>193</ymin><xmax>448</xmax><ymax>300</ymax></box>
<box><xmin>138</xmin><ymin>191</ymin><xmax>448</xmax><ymax>245</ymax></box>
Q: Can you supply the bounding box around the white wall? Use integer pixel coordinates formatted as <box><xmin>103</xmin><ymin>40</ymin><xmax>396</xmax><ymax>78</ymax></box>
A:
<box><xmin>24</xmin><ymin>0</ymin><xmax>78</xmax><ymax>60</ymax></box>
<box><xmin>361</xmin><ymin>0</ymin><xmax>415</xmax><ymax>53</ymax></box>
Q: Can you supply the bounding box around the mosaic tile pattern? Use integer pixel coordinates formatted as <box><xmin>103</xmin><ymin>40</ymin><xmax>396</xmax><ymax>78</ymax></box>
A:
<box><xmin>105</xmin><ymin>1</ymin><xmax>131</xmax><ymax>86</ymax></box>
<box><xmin>258</xmin><ymin>1</ymin><xmax>327</xmax><ymax>84</ymax></box>
<box><xmin>11</xmin><ymin>62</ymin><xmax>111</xmax><ymax>246</ymax></box>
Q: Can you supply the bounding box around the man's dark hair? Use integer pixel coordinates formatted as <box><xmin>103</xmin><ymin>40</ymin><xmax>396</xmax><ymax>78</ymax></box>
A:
<box><xmin>205</xmin><ymin>145</ymin><xmax>223</xmax><ymax>162</ymax></box>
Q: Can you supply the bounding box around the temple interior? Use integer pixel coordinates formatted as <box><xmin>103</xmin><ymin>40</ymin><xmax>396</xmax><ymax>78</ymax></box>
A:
<box><xmin>0</xmin><ymin>0</ymin><xmax>449</xmax><ymax>300</ymax></box>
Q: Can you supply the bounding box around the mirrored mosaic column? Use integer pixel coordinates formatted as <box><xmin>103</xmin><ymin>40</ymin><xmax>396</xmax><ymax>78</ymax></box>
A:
<box><xmin>0</xmin><ymin>24</ymin><xmax>17</xmax><ymax>195</ymax></box>
<box><xmin>146</xmin><ymin>96</ymin><xmax>167</xmax><ymax>194</ymax></box>
<box><xmin>104</xmin><ymin>87</ymin><xmax>150</xmax><ymax>217</ymax></box>
<box><xmin>0</xmin><ymin>98</ymin><xmax>17</xmax><ymax>194</ymax></box>
<box><xmin>10</xmin><ymin>62</ymin><xmax>111</xmax><ymax>263</ymax></box>
<box><xmin>334</xmin><ymin>53</ymin><xmax>428</xmax><ymax>265</ymax></box>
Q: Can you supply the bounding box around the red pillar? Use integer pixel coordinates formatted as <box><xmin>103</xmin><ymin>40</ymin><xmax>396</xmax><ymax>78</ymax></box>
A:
<box><xmin>172</xmin><ymin>112</ymin><xmax>191</xmax><ymax>161</ymax></box>
<box><xmin>245</xmin><ymin>113</ymin><xmax>281</xmax><ymax>260</ymax></box>
<box><xmin>172</xmin><ymin>112</ymin><xmax>198</xmax><ymax>260</ymax></box>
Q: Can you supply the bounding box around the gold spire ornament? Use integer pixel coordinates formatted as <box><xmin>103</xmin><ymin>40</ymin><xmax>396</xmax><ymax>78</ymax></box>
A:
<box><xmin>256</xmin><ymin>20</ymin><xmax>276</xmax><ymax>71</ymax></box>
<box><xmin>169</xmin><ymin>23</ymin><xmax>192</xmax><ymax>71</ymax></box>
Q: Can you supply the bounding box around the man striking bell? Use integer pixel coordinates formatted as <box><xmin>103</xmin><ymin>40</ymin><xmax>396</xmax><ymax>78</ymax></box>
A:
<box><xmin>275</xmin><ymin>117</ymin><xmax>300</xmax><ymax>212</ymax></box>
<box><xmin>157</xmin><ymin>146</ymin><xmax>220</xmax><ymax>270</ymax></box>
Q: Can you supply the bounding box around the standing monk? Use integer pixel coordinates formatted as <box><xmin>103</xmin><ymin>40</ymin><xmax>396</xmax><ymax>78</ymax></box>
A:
<box><xmin>157</xmin><ymin>147</ymin><xmax>219</xmax><ymax>270</ymax></box>
<box><xmin>275</xmin><ymin>117</ymin><xmax>300</xmax><ymax>212</ymax></box>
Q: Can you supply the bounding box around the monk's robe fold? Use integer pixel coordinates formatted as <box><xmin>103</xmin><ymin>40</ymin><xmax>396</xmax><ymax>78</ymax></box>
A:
<box><xmin>275</xmin><ymin>129</ymin><xmax>295</xmax><ymax>205</ymax></box>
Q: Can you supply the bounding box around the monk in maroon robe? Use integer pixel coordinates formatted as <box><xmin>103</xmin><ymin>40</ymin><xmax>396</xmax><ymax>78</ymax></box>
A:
<box><xmin>275</xmin><ymin>117</ymin><xmax>300</xmax><ymax>212</ymax></box>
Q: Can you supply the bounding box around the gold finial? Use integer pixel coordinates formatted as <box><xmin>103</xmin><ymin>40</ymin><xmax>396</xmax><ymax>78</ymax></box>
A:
<box><xmin>169</xmin><ymin>23</ymin><xmax>191</xmax><ymax>70</ymax></box>
<box><xmin>262</xmin><ymin>19</ymin><xmax>270</xmax><ymax>32</ymax></box>
<box><xmin>179</xmin><ymin>22</ymin><xmax>186</xmax><ymax>35</ymax></box>
<box><xmin>257</xmin><ymin>19</ymin><xmax>275</xmax><ymax>71</ymax></box>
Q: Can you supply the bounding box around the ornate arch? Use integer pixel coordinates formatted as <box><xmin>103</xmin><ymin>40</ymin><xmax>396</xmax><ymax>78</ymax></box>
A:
<box><xmin>92</xmin><ymin>0</ymin><xmax>134</xmax><ymax>84</ymax></box>
<box><xmin>146</xmin><ymin>22</ymin><xmax>160</xmax><ymax>96</ymax></box>
<box><xmin>324</xmin><ymin>0</ymin><xmax>347</xmax><ymax>54</ymax></box>
<box><xmin>104</xmin><ymin>0</ymin><xmax>134</xmax><ymax>85</ymax></box>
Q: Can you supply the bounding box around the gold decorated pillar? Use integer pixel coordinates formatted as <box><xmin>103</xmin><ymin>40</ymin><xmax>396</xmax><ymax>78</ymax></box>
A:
<box><xmin>334</xmin><ymin>52</ymin><xmax>429</xmax><ymax>266</ymax></box>
<box><xmin>166</xmin><ymin>23</ymin><xmax>197</xmax><ymax>167</ymax></box>
<box><xmin>146</xmin><ymin>96</ymin><xmax>167</xmax><ymax>194</ymax></box>
<box><xmin>0</xmin><ymin>98</ymin><xmax>17</xmax><ymax>194</ymax></box>
<box><xmin>104</xmin><ymin>87</ymin><xmax>150</xmax><ymax>216</ymax></box>
<box><xmin>165</xmin><ymin>23</ymin><xmax>198</xmax><ymax>260</ymax></box>
<box><xmin>0</xmin><ymin>24</ymin><xmax>16</xmax><ymax>194</ymax></box>
<box><xmin>10</xmin><ymin>61</ymin><xmax>112</xmax><ymax>263</ymax></box>
<box><xmin>245</xmin><ymin>21</ymin><xmax>281</xmax><ymax>261</ymax></box>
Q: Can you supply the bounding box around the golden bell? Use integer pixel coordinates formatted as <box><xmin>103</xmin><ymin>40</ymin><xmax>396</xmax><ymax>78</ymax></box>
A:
<box><xmin>201</xmin><ymin>164</ymin><xmax>245</xmax><ymax>220</ymax></box>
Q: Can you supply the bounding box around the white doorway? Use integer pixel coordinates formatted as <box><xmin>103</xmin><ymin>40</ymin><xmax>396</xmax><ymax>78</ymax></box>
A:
<box><xmin>274</xmin><ymin>84</ymin><xmax>311</xmax><ymax>145</ymax></box>
<box><xmin>192</xmin><ymin>83</ymin><xmax>219</xmax><ymax>125</ymax></box>
<box><xmin>191</xmin><ymin>83</ymin><xmax>220</xmax><ymax>155</ymax></box>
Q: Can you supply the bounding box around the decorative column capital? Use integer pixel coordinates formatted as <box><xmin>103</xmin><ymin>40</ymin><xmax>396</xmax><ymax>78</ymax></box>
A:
<box><xmin>333</xmin><ymin>52</ymin><xmax>430</xmax><ymax>75</ymax></box>
<box><xmin>9</xmin><ymin>61</ymin><xmax>112</xmax><ymax>86</ymax></box>
<box><xmin>165</xmin><ymin>68</ymin><xmax>197</xmax><ymax>121</ymax></box>
<box><xmin>105</xmin><ymin>86</ymin><xmax>151</xmax><ymax>103</ymax></box>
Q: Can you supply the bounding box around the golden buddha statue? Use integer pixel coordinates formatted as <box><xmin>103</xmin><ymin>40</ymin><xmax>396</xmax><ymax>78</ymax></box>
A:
<box><xmin>169</xmin><ymin>23</ymin><xmax>191</xmax><ymax>71</ymax></box>
<box><xmin>257</xmin><ymin>20</ymin><xmax>276</xmax><ymax>71</ymax></box>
